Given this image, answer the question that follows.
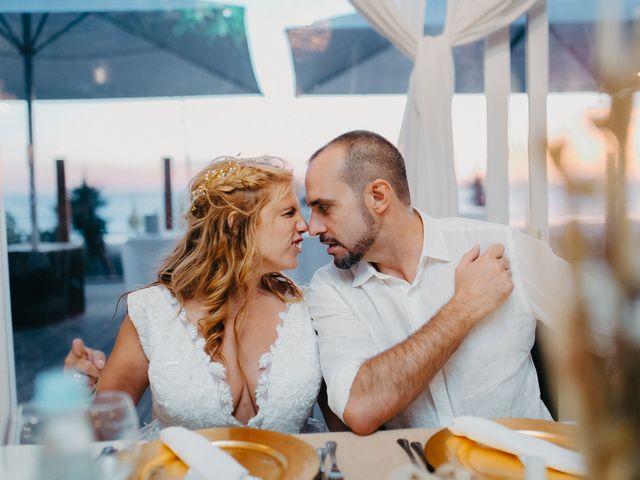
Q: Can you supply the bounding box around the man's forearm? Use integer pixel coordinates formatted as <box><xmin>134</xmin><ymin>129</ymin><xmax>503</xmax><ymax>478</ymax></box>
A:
<box><xmin>343</xmin><ymin>298</ymin><xmax>473</xmax><ymax>434</ymax></box>
<box><xmin>341</xmin><ymin>243</ymin><xmax>513</xmax><ymax>434</ymax></box>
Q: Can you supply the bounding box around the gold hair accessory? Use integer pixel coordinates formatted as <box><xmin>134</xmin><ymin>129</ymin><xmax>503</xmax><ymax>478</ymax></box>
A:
<box><xmin>191</xmin><ymin>160</ymin><xmax>239</xmax><ymax>205</ymax></box>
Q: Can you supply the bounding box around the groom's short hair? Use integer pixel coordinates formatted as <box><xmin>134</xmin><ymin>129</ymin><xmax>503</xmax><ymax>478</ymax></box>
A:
<box><xmin>310</xmin><ymin>130</ymin><xmax>411</xmax><ymax>205</ymax></box>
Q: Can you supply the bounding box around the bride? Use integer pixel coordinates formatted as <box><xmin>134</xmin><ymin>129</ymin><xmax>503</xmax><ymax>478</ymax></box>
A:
<box><xmin>65</xmin><ymin>157</ymin><xmax>323</xmax><ymax>436</ymax></box>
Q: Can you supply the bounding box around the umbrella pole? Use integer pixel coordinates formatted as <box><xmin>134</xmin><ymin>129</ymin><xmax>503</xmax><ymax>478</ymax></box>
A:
<box><xmin>163</xmin><ymin>156</ymin><xmax>172</xmax><ymax>231</ymax></box>
<box><xmin>22</xmin><ymin>14</ymin><xmax>38</xmax><ymax>251</ymax></box>
<box><xmin>55</xmin><ymin>159</ymin><xmax>70</xmax><ymax>242</ymax></box>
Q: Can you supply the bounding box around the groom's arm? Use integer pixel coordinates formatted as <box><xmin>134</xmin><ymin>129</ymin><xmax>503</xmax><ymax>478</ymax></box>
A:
<box><xmin>344</xmin><ymin>245</ymin><xmax>512</xmax><ymax>434</ymax></box>
<box><xmin>309</xmin><ymin>244</ymin><xmax>512</xmax><ymax>435</ymax></box>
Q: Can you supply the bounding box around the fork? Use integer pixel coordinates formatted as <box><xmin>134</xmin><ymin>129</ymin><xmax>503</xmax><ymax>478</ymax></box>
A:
<box><xmin>315</xmin><ymin>447</ymin><xmax>327</xmax><ymax>480</ymax></box>
<box><xmin>325</xmin><ymin>441</ymin><xmax>344</xmax><ymax>480</ymax></box>
<box><xmin>410</xmin><ymin>441</ymin><xmax>436</xmax><ymax>473</ymax></box>
<box><xmin>396</xmin><ymin>438</ymin><xmax>418</xmax><ymax>466</ymax></box>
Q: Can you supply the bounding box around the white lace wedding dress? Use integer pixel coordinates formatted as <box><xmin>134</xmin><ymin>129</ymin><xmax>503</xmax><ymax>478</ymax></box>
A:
<box><xmin>127</xmin><ymin>285</ymin><xmax>322</xmax><ymax>438</ymax></box>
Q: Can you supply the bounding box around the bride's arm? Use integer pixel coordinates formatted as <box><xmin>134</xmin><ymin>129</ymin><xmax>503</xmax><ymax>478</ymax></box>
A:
<box><xmin>96</xmin><ymin>315</ymin><xmax>149</xmax><ymax>405</ymax></box>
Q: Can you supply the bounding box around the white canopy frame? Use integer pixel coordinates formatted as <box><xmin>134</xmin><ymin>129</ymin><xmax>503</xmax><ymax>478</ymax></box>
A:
<box><xmin>486</xmin><ymin>0</ymin><xmax>549</xmax><ymax>242</ymax></box>
<box><xmin>350</xmin><ymin>0</ymin><xmax>550</xmax><ymax>238</ymax></box>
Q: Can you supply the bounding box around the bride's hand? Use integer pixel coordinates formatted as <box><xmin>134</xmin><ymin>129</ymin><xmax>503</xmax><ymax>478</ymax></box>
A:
<box><xmin>64</xmin><ymin>338</ymin><xmax>106</xmax><ymax>390</ymax></box>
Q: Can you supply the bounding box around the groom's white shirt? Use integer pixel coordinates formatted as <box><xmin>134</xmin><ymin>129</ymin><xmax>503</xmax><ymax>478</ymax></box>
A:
<box><xmin>307</xmin><ymin>210</ymin><xmax>574</xmax><ymax>429</ymax></box>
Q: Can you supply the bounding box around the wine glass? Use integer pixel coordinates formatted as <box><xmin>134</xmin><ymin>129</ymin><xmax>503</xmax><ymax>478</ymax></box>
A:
<box><xmin>89</xmin><ymin>391</ymin><xmax>140</xmax><ymax>480</ymax></box>
<box><xmin>2</xmin><ymin>392</ymin><xmax>140</xmax><ymax>480</ymax></box>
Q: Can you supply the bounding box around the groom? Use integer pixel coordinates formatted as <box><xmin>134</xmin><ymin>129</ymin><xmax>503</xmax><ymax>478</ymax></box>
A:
<box><xmin>304</xmin><ymin>130</ymin><xmax>572</xmax><ymax>434</ymax></box>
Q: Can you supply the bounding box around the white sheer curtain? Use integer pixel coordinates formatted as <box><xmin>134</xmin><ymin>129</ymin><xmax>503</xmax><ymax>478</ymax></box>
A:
<box><xmin>350</xmin><ymin>0</ymin><xmax>538</xmax><ymax>217</ymax></box>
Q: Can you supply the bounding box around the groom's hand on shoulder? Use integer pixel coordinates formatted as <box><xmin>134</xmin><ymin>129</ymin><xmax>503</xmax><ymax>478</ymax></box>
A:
<box><xmin>453</xmin><ymin>243</ymin><xmax>513</xmax><ymax>325</ymax></box>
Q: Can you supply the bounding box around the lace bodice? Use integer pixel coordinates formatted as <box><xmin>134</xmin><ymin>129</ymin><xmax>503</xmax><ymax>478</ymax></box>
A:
<box><xmin>127</xmin><ymin>285</ymin><xmax>321</xmax><ymax>436</ymax></box>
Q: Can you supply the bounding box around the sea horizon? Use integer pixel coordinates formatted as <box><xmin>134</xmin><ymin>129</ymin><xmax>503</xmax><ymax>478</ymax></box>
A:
<box><xmin>5</xmin><ymin>181</ymin><xmax>640</xmax><ymax>244</ymax></box>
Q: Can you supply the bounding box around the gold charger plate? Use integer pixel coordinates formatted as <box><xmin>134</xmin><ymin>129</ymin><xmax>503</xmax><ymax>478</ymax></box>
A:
<box><xmin>132</xmin><ymin>427</ymin><xmax>319</xmax><ymax>480</ymax></box>
<box><xmin>425</xmin><ymin>418</ymin><xmax>584</xmax><ymax>480</ymax></box>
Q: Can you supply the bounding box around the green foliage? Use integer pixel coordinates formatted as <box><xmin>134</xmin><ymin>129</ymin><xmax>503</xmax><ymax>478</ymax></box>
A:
<box><xmin>39</xmin><ymin>228</ymin><xmax>58</xmax><ymax>242</ymax></box>
<box><xmin>5</xmin><ymin>211</ymin><xmax>22</xmax><ymax>244</ymax></box>
<box><xmin>172</xmin><ymin>6</ymin><xmax>247</xmax><ymax>48</ymax></box>
<box><xmin>71</xmin><ymin>181</ymin><xmax>110</xmax><ymax>275</ymax></box>
<box><xmin>3</xmin><ymin>211</ymin><xmax>57</xmax><ymax>244</ymax></box>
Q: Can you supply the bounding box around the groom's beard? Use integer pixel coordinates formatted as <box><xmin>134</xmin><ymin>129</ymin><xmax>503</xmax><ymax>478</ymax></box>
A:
<box><xmin>321</xmin><ymin>209</ymin><xmax>378</xmax><ymax>270</ymax></box>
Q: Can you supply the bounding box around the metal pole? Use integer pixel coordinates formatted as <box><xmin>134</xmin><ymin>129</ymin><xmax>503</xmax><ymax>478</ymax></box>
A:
<box><xmin>163</xmin><ymin>156</ymin><xmax>172</xmax><ymax>230</ymax></box>
<box><xmin>55</xmin><ymin>158</ymin><xmax>70</xmax><ymax>242</ymax></box>
<box><xmin>22</xmin><ymin>14</ymin><xmax>38</xmax><ymax>250</ymax></box>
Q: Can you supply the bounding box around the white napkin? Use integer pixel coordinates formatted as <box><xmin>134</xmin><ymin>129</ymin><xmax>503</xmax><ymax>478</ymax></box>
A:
<box><xmin>160</xmin><ymin>426</ymin><xmax>260</xmax><ymax>480</ymax></box>
<box><xmin>449</xmin><ymin>417</ymin><xmax>586</xmax><ymax>476</ymax></box>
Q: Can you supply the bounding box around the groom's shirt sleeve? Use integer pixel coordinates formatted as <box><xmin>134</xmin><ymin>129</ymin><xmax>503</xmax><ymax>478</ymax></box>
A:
<box><xmin>510</xmin><ymin>228</ymin><xmax>576</xmax><ymax>328</ymax></box>
<box><xmin>510</xmin><ymin>227</ymin><xmax>614</xmax><ymax>343</ymax></box>
<box><xmin>306</xmin><ymin>266</ymin><xmax>378</xmax><ymax>422</ymax></box>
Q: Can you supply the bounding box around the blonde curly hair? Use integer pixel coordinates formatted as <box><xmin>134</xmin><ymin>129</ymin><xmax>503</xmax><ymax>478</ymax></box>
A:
<box><xmin>156</xmin><ymin>156</ymin><xmax>302</xmax><ymax>363</ymax></box>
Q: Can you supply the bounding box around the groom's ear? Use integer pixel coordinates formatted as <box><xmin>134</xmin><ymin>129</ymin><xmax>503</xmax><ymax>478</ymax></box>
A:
<box><xmin>366</xmin><ymin>179</ymin><xmax>391</xmax><ymax>214</ymax></box>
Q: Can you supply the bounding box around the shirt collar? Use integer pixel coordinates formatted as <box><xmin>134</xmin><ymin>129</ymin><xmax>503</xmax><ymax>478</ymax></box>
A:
<box><xmin>351</xmin><ymin>258</ymin><xmax>379</xmax><ymax>287</ymax></box>
<box><xmin>416</xmin><ymin>208</ymin><xmax>451</xmax><ymax>264</ymax></box>
<box><xmin>351</xmin><ymin>208</ymin><xmax>451</xmax><ymax>288</ymax></box>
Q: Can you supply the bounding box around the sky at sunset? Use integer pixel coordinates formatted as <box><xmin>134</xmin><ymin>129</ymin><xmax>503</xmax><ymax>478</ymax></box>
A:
<box><xmin>2</xmin><ymin>0</ymin><xmax>639</xmax><ymax>236</ymax></box>
<box><xmin>0</xmin><ymin>91</ymin><xmax>635</xmax><ymax>197</ymax></box>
